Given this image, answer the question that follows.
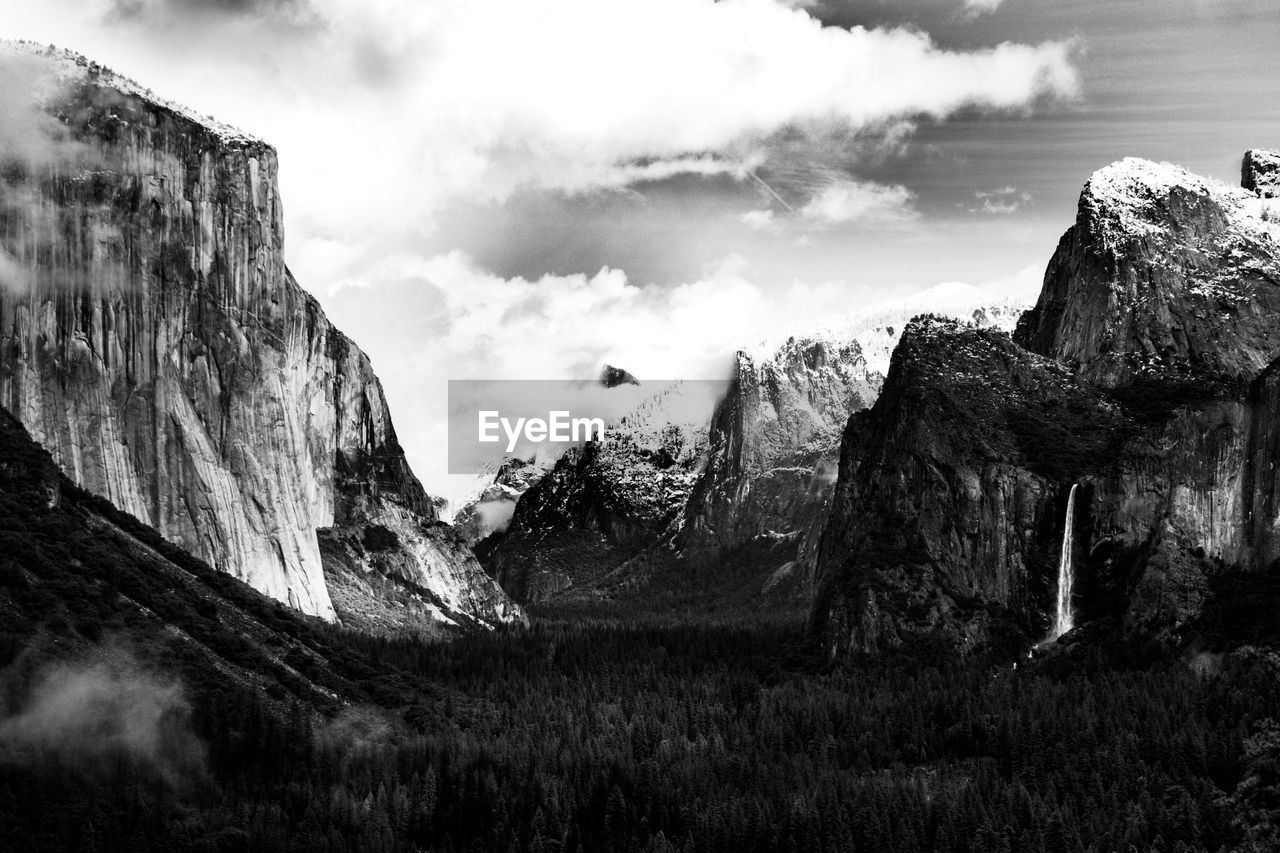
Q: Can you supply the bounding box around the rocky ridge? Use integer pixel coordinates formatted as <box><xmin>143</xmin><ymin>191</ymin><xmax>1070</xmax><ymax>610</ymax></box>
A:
<box><xmin>484</xmin><ymin>380</ymin><xmax>711</xmax><ymax>603</ymax></box>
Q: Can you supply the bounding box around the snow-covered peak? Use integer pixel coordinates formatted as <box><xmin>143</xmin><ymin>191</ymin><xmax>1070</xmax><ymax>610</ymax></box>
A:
<box><xmin>1085</xmin><ymin>157</ymin><xmax>1228</xmax><ymax>210</ymax></box>
<box><xmin>1082</xmin><ymin>156</ymin><xmax>1280</xmax><ymax>249</ymax></box>
<box><xmin>740</xmin><ymin>281</ymin><xmax>1032</xmax><ymax>380</ymax></box>
<box><xmin>606</xmin><ymin>379</ymin><xmax>723</xmax><ymax>462</ymax></box>
<box><xmin>1</xmin><ymin>40</ymin><xmax>263</xmax><ymax>148</ymax></box>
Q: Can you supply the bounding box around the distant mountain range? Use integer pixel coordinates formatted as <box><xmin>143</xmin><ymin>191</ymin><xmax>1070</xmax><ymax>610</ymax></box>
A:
<box><xmin>477</xmin><ymin>288</ymin><xmax>1028</xmax><ymax>611</ymax></box>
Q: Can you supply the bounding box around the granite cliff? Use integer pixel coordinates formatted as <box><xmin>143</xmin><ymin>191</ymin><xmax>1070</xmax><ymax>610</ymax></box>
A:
<box><xmin>0</xmin><ymin>45</ymin><xmax>520</xmax><ymax>631</ymax></box>
<box><xmin>815</xmin><ymin>152</ymin><xmax>1280</xmax><ymax>655</ymax></box>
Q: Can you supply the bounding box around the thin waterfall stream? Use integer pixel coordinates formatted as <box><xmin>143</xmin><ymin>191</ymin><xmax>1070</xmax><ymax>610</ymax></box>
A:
<box><xmin>1049</xmin><ymin>483</ymin><xmax>1079</xmax><ymax>641</ymax></box>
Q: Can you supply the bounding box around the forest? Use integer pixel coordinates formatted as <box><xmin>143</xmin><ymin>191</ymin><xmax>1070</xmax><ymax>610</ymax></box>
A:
<box><xmin>2</xmin><ymin>411</ymin><xmax>1280</xmax><ymax>853</ymax></box>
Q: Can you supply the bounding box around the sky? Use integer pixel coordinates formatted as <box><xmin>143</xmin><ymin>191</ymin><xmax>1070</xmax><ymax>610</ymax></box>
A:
<box><xmin>4</xmin><ymin>0</ymin><xmax>1280</xmax><ymax>506</ymax></box>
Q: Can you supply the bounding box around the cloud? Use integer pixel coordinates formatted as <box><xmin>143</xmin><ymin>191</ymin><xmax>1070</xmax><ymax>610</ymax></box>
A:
<box><xmin>740</xmin><ymin>177</ymin><xmax>919</xmax><ymax>231</ymax></box>
<box><xmin>0</xmin><ymin>650</ymin><xmax>205</xmax><ymax>787</ymax></box>
<box><xmin>963</xmin><ymin>0</ymin><xmax>1005</xmax><ymax>13</ymax></box>
<box><xmin>0</xmin><ymin>248</ymin><xmax>30</xmax><ymax>293</ymax></box>
<box><xmin>799</xmin><ymin>179</ymin><xmax>918</xmax><ymax>226</ymax></box>
<box><xmin>739</xmin><ymin>209</ymin><xmax>779</xmax><ymax>232</ymax></box>
<box><xmin>970</xmin><ymin>186</ymin><xmax>1033</xmax><ymax>215</ymax></box>
<box><xmin>0</xmin><ymin>52</ymin><xmax>92</xmax><ymax>170</ymax></box>
<box><xmin>2</xmin><ymin>1</ymin><xmax>1076</xmax><ymax>504</ymax></box>
<box><xmin>384</xmin><ymin>250</ymin><xmax>899</xmax><ymax>381</ymax></box>
<box><xmin>6</xmin><ymin>1</ymin><xmax>1077</xmax><ymax>261</ymax></box>
<box><xmin>106</xmin><ymin>0</ymin><xmax>317</xmax><ymax>27</ymax></box>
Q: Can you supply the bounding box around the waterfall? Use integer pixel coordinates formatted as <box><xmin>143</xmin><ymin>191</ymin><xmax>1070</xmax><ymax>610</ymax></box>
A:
<box><xmin>1050</xmin><ymin>483</ymin><xmax>1079</xmax><ymax>641</ymax></box>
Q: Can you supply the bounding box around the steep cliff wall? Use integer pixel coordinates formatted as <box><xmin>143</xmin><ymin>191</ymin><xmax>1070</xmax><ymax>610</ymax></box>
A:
<box><xmin>817</xmin><ymin>154</ymin><xmax>1280</xmax><ymax>654</ymax></box>
<box><xmin>674</xmin><ymin>336</ymin><xmax>874</xmax><ymax>596</ymax></box>
<box><xmin>812</xmin><ymin>318</ymin><xmax>1133</xmax><ymax>653</ymax></box>
<box><xmin>1015</xmin><ymin>158</ymin><xmax>1280</xmax><ymax>387</ymax></box>
<box><xmin>0</xmin><ymin>45</ymin><xmax>520</xmax><ymax>630</ymax></box>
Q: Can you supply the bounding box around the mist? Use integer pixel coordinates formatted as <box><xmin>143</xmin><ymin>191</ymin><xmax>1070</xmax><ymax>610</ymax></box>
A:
<box><xmin>0</xmin><ymin>649</ymin><xmax>207</xmax><ymax>787</ymax></box>
<box><xmin>0</xmin><ymin>50</ymin><xmax>85</xmax><ymax>170</ymax></box>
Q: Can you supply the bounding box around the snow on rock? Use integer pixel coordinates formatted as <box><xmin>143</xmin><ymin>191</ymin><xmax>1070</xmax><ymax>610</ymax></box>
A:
<box><xmin>1243</xmin><ymin>149</ymin><xmax>1280</xmax><ymax>199</ymax></box>
<box><xmin>1</xmin><ymin>39</ymin><xmax>261</xmax><ymax>148</ymax></box>
<box><xmin>1017</xmin><ymin>155</ymin><xmax>1280</xmax><ymax>387</ymax></box>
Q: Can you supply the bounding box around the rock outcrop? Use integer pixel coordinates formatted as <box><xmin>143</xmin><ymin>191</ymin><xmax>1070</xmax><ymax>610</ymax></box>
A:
<box><xmin>484</xmin><ymin>382</ymin><xmax>709</xmax><ymax>603</ymax></box>
<box><xmin>674</xmin><ymin>336</ymin><xmax>876</xmax><ymax>596</ymax></box>
<box><xmin>599</xmin><ymin>364</ymin><xmax>640</xmax><ymax>388</ymax></box>
<box><xmin>812</xmin><ymin>318</ymin><xmax>1131</xmax><ymax>653</ymax></box>
<box><xmin>1016</xmin><ymin>158</ymin><xmax>1280</xmax><ymax>387</ymax></box>
<box><xmin>816</xmin><ymin>155</ymin><xmax>1280</xmax><ymax>655</ymax></box>
<box><xmin>0</xmin><ymin>44</ymin><xmax>521</xmax><ymax>631</ymax></box>
<box><xmin>1242</xmin><ymin>149</ymin><xmax>1280</xmax><ymax>199</ymax></box>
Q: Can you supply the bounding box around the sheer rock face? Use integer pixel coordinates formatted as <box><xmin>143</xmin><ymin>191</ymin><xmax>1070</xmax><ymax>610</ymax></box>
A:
<box><xmin>675</xmin><ymin>338</ymin><xmax>877</xmax><ymax>593</ymax></box>
<box><xmin>1015</xmin><ymin>158</ymin><xmax>1280</xmax><ymax>388</ymax></box>
<box><xmin>817</xmin><ymin>155</ymin><xmax>1280</xmax><ymax>655</ymax></box>
<box><xmin>812</xmin><ymin>319</ymin><xmax>1121</xmax><ymax>653</ymax></box>
<box><xmin>0</xmin><ymin>48</ymin><xmax>521</xmax><ymax>629</ymax></box>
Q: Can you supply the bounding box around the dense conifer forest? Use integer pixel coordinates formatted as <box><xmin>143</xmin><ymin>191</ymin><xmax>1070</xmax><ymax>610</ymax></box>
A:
<box><xmin>3</xmin><ymin>413</ymin><xmax>1280</xmax><ymax>852</ymax></box>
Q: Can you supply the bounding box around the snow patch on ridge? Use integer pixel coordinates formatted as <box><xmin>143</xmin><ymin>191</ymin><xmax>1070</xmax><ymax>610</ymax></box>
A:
<box><xmin>1083</xmin><ymin>156</ymin><xmax>1280</xmax><ymax>250</ymax></box>
<box><xmin>741</xmin><ymin>281</ymin><xmax>1032</xmax><ymax>379</ymax></box>
<box><xmin>1</xmin><ymin>39</ymin><xmax>262</xmax><ymax>148</ymax></box>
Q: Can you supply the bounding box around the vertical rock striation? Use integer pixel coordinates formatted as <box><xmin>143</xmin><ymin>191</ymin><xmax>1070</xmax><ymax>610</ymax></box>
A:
<box><xmin>0</xmin><ymin>45</ymin><xmax>520</xmax><ymax>630</ymax></box>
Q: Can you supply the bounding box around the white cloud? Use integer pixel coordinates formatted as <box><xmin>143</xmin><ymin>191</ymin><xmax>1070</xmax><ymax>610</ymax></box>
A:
<box><xmin>385</xmin><ymin>251</ymin><xmax>864</xmax><ymax>381</ymax></box>
<box><xmin>799</xmin><ymin>179</ymin><xmax>918</xmax><ymax>226</ymax></box>
<box><xmin>6</xmin><ymin>0</ymin><xmax>1076</xmax><ymax>284</ymax></box>
<box><xmin>739</xmin><ymin>209</ymin><xmax>779</xmax><ymax>231</ymax></box>
<box><xmin>2</xmin><ymin>0</ymin><xmax>1074</xmax><ymax>501</ymax></box>
<box><xmin>963</xmin><ymin>0</ymin><xmax>1006</xmax><ymax>13</ymax></box>
<box><xmin>348</xmin><ymin>251</ymin><xmax>877</xmax><ymax>502</ymax></box>
<box><xmin>970</xmin><ymin>186</ymin><xmax>1033</xmax><ymax>215</ymax></box>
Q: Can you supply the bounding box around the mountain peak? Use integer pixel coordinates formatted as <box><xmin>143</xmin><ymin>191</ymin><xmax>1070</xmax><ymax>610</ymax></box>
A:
<box><xmin>0</xmin><ymin>39</ymin><xmax>264</xmax><ymax>149</ymax></box>
<box><xmin>1077</xmin><ymin>156</ymin><xmax>1275</xmax><ymax>251</ymax></box>
<box><xmin>599</xmin><ymin>364</ymin><xmax>640</xmax><ymax>388</ymax></box>
<box><xmin>1017</xmin><ymin>151</ymin><xmax>1280</xmax><ymax>386</ymax></box>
